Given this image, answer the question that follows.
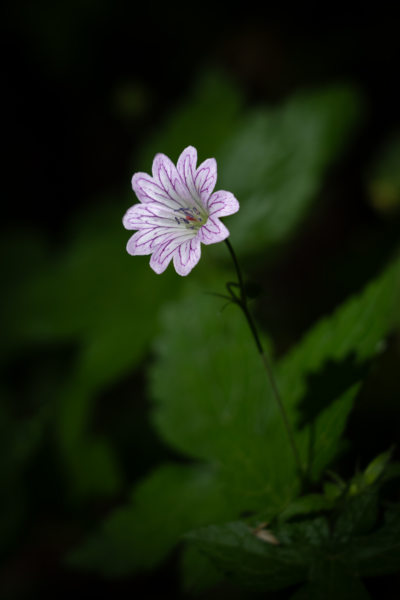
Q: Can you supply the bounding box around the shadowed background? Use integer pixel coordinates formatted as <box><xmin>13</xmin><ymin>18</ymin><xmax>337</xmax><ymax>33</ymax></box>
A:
<box><xmin>1</xmin><ymin>1</ymin><xmax>400</xmax><ymax>598</ymax></box>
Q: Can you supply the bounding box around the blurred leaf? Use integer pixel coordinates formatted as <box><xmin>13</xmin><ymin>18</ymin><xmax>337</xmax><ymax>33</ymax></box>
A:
<box><xmin>218</xmin><ymin>85</ymin><xmax>363</xmax><ymax>255</ymax></box>
<box><xmin>0</xmin><ymin>229</ymin><xmax>48</xmax><ymax>360</ymax></box>
<box><xmin>363</xmin><ymin>449</ymin><xmax>393</xmax><ymax>486</ymax></box>
<box><xmin>1</xmin><ymin>204</ymin><xmax>187</xmax><ymax>499</ymax></box>
<box><xmin>67</xmin><ymin>462</ymin><xmax>232</xmax><ymax>576</ymax></box>
<box><xmin>278</xmin><ymin>494</ymin><xmax>333</xmax><ymax>522</ymax></box>
<box><xmin>0</xmin><ymin>394</ymin><xmax>45</xmax><ymax>551</ymax></box>
<box><xmin>180</xmin><ymin>545</ymin><xmax>222</xmax><ymax>594</ymax></box>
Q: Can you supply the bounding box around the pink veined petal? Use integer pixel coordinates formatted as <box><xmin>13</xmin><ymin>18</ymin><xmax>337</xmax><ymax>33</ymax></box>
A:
<box><xmin>152</xmin><ymin>153</ymin><xmax>192</xmax><ymax>207</ymax></box>
<box><xmin>206</xmin><ymin>190</ymin><xmax>240</xmax><ymax>218</ymax></box>
<box><xmin>149</xmin><ymin>231</ymin><xmax>195</xmax><ymax>274</ymax></box>
<box><xmin>177</xmin><ymin>146</ymin><xmax>199</xmax><ymax>200</ymax></box>
<box><xmin>127</xmin><ymin>229</ymin><xmax>158</xmax><ymax>255</ymax></box>
<box><xmin>123</xmin><ymin>202</ymin><xmax>178</xmax><ymax>230</ymax></box>
<box><xmin>127</xmin><ymin>227</ymin><xmax>187</xmax><ymax>255</ymax></box>
<box><xmin>195</xmin><ymin>158</ymin><xmax>217</xmax><ymax>203</ymax></box>
<box><xmin>173</xmin><ymin>238</ymin><xmax>201</xmax><ymax>276</ymax></box>
<box><xmin>132</xmin><ymin>171</ymin><xmax>186</xmax><ymax>212</ymax></box>
<box><xmin>197</xmin><ymin>216</ymin><xmax>230</xmax><ymax>245</ymax></box>
<box><xmin>132</xmin><ymin>172</ymin><xmax>172</xmax><ymax>207</ymax></box>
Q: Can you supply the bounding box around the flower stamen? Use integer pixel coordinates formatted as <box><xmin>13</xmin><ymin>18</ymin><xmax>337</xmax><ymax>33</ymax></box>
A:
<box><xmin>174</xmin><ymin>206</ymin><xmax>206</xmax><ymax>230</ymax></box>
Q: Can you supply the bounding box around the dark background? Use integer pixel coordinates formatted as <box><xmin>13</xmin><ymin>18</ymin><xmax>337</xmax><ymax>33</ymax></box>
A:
<box><xmin>2</xmin><ymin>1</ymin><xmax>400</xmax><ymax>598</ymax></box>
<box><xmin>3</xmin><ymin>2</ymin><xmax>400</xmax><ymax>234</ymax></box>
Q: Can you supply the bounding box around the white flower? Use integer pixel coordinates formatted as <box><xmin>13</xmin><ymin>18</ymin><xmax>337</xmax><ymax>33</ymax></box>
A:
<box><xmin>123</xmin><ymin>146</ymin><xmax>239</xmax><ymax>275</ymax></box>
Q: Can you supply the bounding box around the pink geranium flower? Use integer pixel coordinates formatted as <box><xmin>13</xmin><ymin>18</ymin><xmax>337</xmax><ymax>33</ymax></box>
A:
<box><xmin>123</xmin><ymin>146</ymin><xmax>239</xmax><ymax>276</ymax></box>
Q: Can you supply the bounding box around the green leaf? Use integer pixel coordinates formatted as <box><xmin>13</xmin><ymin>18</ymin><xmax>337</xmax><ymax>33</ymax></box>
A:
<box><xmin>67</xmin><ymin>462</ymin><xmax>232</xmax><ymax>576</ymax></box>
<box><xmin>279</xmin><ymin>494</ymin><xmax>334</xmax><ymax>523</ymax></box>
<box><xmin>278</xmin><ymin>254</ymin><xmax>400</xmax><ymax>480</ymax></box>
<box><xmin>363</xmin><ymin>448</ymin><xmax>393</xmax><ymax>486</ymax></box>
<box><xmin>150</xmin><ymin>257</ymin><xmax>400</xmax><ymax>513</ymax></box>
<box><xmin>188</xmin><ymin>503</ymin><xmax>400</xmax><ymax>595</ymax></box>
<box><xmin>151</xmin><ymin>287</ymin><xmax>295</xmax><ymax>513</ymax></box>
<box><xmin>185</xmin><ymin>518</ymin><xmax>328</xmax><ymax>591</ymax></box>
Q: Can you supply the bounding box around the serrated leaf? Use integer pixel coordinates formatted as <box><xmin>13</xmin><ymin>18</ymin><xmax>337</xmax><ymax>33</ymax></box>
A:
<box><xmin>186</xmin><ymin>518</ymin><xmax>328</xmax><ymax>591</ymax></box>
<box><xmin>150</xmin><ymin>257</ymin><xmax>400</xmax><ymax>513</ymax></box>
<box><xmin>278</xmin><ymin>255</ymin><xmax>400</xmax><ymax>480</ymax></box>
<box><xmin>67</xmin><ymin>462</ymin><xmax>232</xmax><ymax>576</ymax></box>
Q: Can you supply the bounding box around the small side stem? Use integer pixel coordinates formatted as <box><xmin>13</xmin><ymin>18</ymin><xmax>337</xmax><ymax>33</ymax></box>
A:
<box><xmin>224</xmin><ymin>239</ymin><xmax>304</xmax><ymax>482</ymax></box>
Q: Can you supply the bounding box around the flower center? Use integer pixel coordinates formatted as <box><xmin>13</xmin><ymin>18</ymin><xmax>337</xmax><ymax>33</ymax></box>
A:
<box><xmin>174</xmin><ymin>206</ymin><xmax>206</xmax><ymax>230</ymax></box>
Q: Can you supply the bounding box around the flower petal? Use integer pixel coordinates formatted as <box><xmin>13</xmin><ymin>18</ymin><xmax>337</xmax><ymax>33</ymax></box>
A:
<box><xmin>152</xmin><ymin>153</ymin><xmax>192</xmax><ymax>207</ymax></box>
<box><xmin>127</xmin><ymin>227</ymin><xmax>185</xmax><ymax>255</ymax></box>
<box><xmin>132</xmin><ymin>172</ymin><xmax>169</xmax><ymax>206</ymax></box>
<box><xmin>123</xmin><ymin>202</ymin><xmax>178</xmax><ymax>230</ymax></box>
<box><xmin>177</xmin><ymin>145</ymin><xmax>203</xmax><ymax>203</ymax></box>
<box><xmin>149</xmin><ymin>231</ymin><xmax>195</xmax><ymax>274</ymax></box>
<box><xmin>195</xmin><ymin>157</ymin><xmax>217</xmax><ymax>202</ymax></box>
<box><xmin>132</xmin><ymin>169</ymin><xmax>185</xmax><ymax>211</ymax></box>
<box><xmin>177</xmin><ymin>147</ymin><xmax>217</xmax><ymax>205</ymax></box>
<box><xmin>173</xmin><ymin>238</ymin><xmax>201</xmax><ymax>276</ymax></box>
<box><xmin>177</xmin><ymin>146</ymin><xmax>198</xmax><ymax>189</ymax></box>
<box><xmin>206</xmin><ymin>190</ymin><xmax>240</xmax><ymax>217</ymax></box>
<box><xmin>198</xmin><ymin>216</ymin><xmax>230</xmax><ymax>245</ymax></box>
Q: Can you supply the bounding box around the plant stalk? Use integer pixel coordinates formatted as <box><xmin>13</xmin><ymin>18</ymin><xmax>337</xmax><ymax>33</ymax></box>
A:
<box><xmin>224</xmin><ymin>238</ymin><xmax>304</xmax><ymax>481</ymax></box>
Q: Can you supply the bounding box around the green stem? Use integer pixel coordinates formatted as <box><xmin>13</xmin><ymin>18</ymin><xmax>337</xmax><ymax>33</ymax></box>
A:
<box><xmin>224</xmin><ymin>238</ymin><xmax>304</xmax><ymax>482</ymax></box>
